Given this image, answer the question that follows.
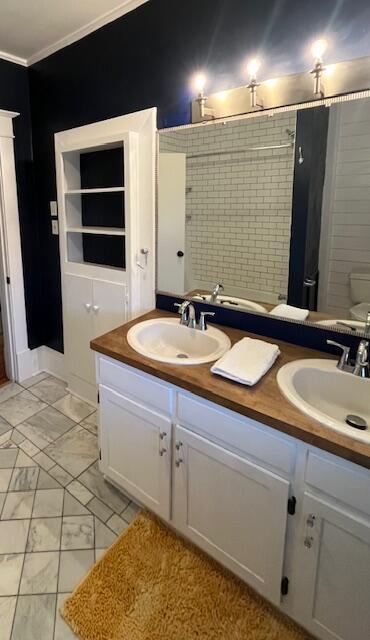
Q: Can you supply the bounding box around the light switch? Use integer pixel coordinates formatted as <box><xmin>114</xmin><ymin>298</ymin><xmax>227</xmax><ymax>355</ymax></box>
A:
<box><xmin>51</xmin><ymin>219</ymin><xmax>59</xmax><ymax>235</ymax></box>
<box><xmin>50</xmin><ymin>201</ymin><xmax>58</xmax><ymax>216</ymax></box>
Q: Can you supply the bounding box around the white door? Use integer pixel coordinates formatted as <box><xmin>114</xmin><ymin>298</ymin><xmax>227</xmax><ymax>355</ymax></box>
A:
<box><xmin>295</xmin><ymin>493</ymin><xmax>370</xmax><ymax>640</ymax></box>
<box><xmin>92</xmin><ymin>279</ymin><xmax>127</xmax><ymax>339</ymax></box>
<box><xmin>173</xmin><ymin>425</ymin><xmax>290</xmax><ymax>604</ymax></box>
<box><xmin>158</xmin><ymin>153</ymin><xmax>186</xmax><ymax>294</ymax></box>
<box><xmin>99</xmin><ymin>385</ymin><xmax>172</xmax><ymax>519</ymax></box>
<box><xmin>64</xmin><ymin>273</ymin><xmax>94</xmax><ymax>384</ymax></box>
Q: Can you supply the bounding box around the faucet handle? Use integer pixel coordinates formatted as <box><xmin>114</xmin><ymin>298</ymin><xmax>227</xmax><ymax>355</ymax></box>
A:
<box><xmin>199</xmin><ymin>311</ymin><xmax>215</xmax><ymax>331</ymax></box>
<box><xmin>327</xmin><ymin>339</ymin><xmax>351</xmax><ymax>370</ymax></box>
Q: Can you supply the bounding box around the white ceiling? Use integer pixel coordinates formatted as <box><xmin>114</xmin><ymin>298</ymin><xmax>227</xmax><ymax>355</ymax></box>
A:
<box><xmin>0</xmin><ymin>0</ymin><xmax>148</xmax><ymax>66</ymax></box>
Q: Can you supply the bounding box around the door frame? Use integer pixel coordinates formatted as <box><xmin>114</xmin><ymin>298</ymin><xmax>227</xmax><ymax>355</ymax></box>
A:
<box><xmin>0</xmin><ymin>110</ymin><xmax>31</xmax><ymax>382</ymax></box>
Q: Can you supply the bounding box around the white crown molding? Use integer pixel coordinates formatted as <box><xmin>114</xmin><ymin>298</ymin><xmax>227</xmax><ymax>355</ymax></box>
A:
<box><xmin>27</xmin><ymin>0</ymin><xmax>149</xmax><ymax>66</ymax></box>
<box><xmin>0</xmin><ymin>50</ymin><xmax>27</xmax><ymax>67</ymax></box>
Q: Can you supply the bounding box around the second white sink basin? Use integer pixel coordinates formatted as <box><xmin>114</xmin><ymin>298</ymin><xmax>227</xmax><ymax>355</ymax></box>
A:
<box><xmin>127</xmin><ymin>318</ymin><xmax>231</xmax><ymax>365</ymax></box>
<box><xmin>277</xmin><ymin>359</ymin><xmax>370</xmax><ymax>443</ymax></box>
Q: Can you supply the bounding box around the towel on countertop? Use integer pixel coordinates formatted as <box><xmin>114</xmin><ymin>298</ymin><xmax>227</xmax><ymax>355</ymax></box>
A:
<box><xmin>211</xmin><ymin>337</ymin><xmax>280</xmax><ymax>386</ymax></box>
<box><xmin>269</xmin><ymin>303</ymin><xmax>309</xmax><ymax>321</ymax></box>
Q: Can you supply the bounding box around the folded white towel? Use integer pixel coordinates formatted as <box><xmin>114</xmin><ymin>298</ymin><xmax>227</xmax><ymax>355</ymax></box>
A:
<box><xmin>269</xmin><ymin>303</ymin><xmax>309</xmax><ymax>321</ymax></box>
<box><xmin>211</xmin><ymin>337</ymin><xmax>280</xmax><ymax>386</ymax></box>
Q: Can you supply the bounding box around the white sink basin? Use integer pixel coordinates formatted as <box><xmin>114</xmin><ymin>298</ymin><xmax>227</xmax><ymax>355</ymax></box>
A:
<box><xmin>277</xmin><ymin>359</ymin><xmax>370</xmax><ymax>443</ymax></box>
<box><xmin>192</xmin><ymin>294</ymin><xmax>267</xmax><ymax>313</ymax></box>
<box><xmin>127</xmin><ymin>318</ymin><xmax>231</xmax><ymax>365</ymax></box>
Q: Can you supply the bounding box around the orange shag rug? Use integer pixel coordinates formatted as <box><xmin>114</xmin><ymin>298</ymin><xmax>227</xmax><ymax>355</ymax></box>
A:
<box><xmin>61</xmin><ymin>511</ymin><xmax>312</xmax><ymax>640</ymax></box>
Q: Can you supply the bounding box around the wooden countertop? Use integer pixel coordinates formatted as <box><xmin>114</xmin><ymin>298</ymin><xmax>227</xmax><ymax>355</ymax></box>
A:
<box><xmin>91</xmin><ymin>310</ymin><xmax>370</xmax><ymax>470</ymax></box>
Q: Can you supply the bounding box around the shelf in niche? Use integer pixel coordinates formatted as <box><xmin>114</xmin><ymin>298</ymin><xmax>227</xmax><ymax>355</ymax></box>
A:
<box><xmin>65</xmin><ymin>187</ymin><xmax>125</xmax><ymax>195</ymax></box>
<box><xmin>67</xmin><ymin>226</ymin><xmax>126</xmax><ymax>236</ymax></box>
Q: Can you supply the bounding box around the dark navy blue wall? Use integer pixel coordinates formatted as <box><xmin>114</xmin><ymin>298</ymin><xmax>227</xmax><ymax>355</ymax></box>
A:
<box><xmin>28</xmin><ymin>0</ymin><xmax>370</xmax><ymax>352</ymax></box>
<box><xmin>0</xmin><ymin>59</ymin><xmax>42</xmax><ymax>349</ymax></box>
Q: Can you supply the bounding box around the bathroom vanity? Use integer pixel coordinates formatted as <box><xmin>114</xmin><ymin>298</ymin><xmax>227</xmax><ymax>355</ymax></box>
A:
<box><xmin>91</xmin><ymin>310</ymin><xmax>370</xmax><ymax>640</ymax></box>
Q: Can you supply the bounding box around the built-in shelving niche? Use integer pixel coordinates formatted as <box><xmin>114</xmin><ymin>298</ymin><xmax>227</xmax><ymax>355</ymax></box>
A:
<box><xmin>63</xmin><ymin>144</ymin><xmax>126</xmax><ymax>269</ymax></box>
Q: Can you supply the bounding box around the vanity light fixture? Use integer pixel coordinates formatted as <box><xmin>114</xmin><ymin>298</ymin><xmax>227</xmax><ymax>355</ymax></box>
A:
<box><xmin>193</xmin><ymin>73</ymin><xmax>215</xmax><ymax>121</ymax></box>
<box><xmin>311</xmin><ymin>38</ymin><xmax>328</xmax><ymax>97</ymax></box>
<box><xmin>246</xmin><ymin>58</ymin><xmax>263</xmax><ymax>109</ymax></box>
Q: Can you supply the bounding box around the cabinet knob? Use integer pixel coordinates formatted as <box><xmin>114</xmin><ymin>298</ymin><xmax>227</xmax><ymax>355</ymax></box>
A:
<box><xmin>306</xmin><ymin>514</ymin><xmax>316</xmax><ymax>528</ymax></box>
<box><xmin>175</xmin><ymin>457</ymin><xmax>183</xmax><ymax>467</ymax></box>
<box><xmin>159</xmin><ymin>448</ymin><xmax>167</xmax><ymax>456</ymax></box>
<box><xmin>92</xmin><ymin>305</ymin><xmax>100</xmax><ymax>313</ymax></box>
<box><xmin>84</xmin><ymin>303</ymin><xmax>92</xmax><ymax>311</ymax></box>
<box><xmin>304</xmin><ymin>536</ymin><xmax>313</xmax><ymax>549</ymax></box>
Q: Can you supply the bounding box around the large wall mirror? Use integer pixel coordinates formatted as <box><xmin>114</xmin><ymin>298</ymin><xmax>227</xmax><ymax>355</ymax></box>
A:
<box><xmin>157</xmin><ymin>94</ymin><xmax>370</xmax><ymax>337</ymax></box>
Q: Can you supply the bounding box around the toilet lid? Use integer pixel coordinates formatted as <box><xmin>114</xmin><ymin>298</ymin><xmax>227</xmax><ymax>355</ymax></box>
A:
<box><xmin>350</xmin><ymin>302</ymin><xmax>370</xmax><ymax>321</ymax></box>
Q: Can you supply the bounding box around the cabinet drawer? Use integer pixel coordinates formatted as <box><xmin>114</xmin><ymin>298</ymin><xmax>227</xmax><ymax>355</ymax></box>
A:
<box><xmin>177</xmin><ymin>393</ymin><xmax>295</xmax><ymax>475</ymax></box>
<box><xmin>99</xmin><ymin>357</ymin><xmax>172</xmax><ymax>414</ymax></box>
<box><xmin>305</xmin><ymin>451</ymin><xmax>370</xmax><ymax>517</ymax></box>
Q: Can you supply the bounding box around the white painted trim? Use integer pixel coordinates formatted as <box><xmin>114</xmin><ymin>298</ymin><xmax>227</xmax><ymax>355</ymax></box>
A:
<box><xmin>0</xmin><ymin>50</ymin><xmax>27</xmax><ymax>67</ymax></box>
<box><xmin>28</xmin><ymin>0</ymin><xmax>149</xmax><ymax>66</ymax></box>
<box><xmin>36</xmin><ymin>345</ymin><xmax>65</xmax><ymax>380</ymax></box>
<box><xmin>0</xmin><ymin>112</ymin><xmax>33</xmax><ymax>382</ymax></box>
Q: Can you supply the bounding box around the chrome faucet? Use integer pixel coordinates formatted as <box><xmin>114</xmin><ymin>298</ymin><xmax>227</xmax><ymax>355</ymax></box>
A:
<box><xmin>353</xmin><ymin>340</ymin><xmax>369</xmax><ymax>378</ymax></box>
<box><xmin>187</xmin><ymin>302</ymin><xmax>197</xmax><ymax>329</ymax></box>
<box><xmin>174</xmin><ymin>301</ymin><xmax>215</xmax><ymax>331</ymax></box>
<box><xmin>174</xmin><ymin>301</ymin><xmax>192</xmax><ymax>326</ymax></box>
<box><xmin>365</xmin><ymin>311</ymin><xmax>370</xmax><ymax>337</ymax></box>
<box><xmin>210</xmin><ymin>283</ymin><xmax>224</xmax><ymax>303</ymax></box>
<box><xmin>327</xmin><ymin>339</ymin><xmax>369</xmax><ymax>377</ymax></box>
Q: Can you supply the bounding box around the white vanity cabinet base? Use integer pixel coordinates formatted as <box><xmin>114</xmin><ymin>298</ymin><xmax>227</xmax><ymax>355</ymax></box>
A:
<box><xmin>99</xmin><ymin>385</ymin><xmax>172</xmax><ymax>520</ymax></box>
<box><xmin>173</xmin><ymin>425</ymin><xmax>290</xmax><ymax>605</ymax></box>
<box><xmin>97</xmin><ymin>355</ymin><xmax>370</xmax><ymax>640</ymax></box>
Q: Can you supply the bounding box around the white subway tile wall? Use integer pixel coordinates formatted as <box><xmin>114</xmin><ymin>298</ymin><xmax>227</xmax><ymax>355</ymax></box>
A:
<box><xmin>319</xmin><ymin>98</ymin><xmax>370</xmax><ymax>316</ymax></box>
<box><xmin>160</xmin><ymin>112</ymin><xmax>296</xmax><ymax>302</ymax></box>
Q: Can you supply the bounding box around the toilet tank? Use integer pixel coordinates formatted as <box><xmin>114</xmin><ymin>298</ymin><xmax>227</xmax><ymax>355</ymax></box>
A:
<box><xmin>350</xmin><ymin>270</ymin><xmax>370</xmax><ymax>302</ymax></box>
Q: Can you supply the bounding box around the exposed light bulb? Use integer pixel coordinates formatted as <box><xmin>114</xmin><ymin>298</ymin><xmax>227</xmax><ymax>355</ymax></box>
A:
<box><xmin>311</xmin><ymin>38</ymin><xmax>328</xmax><ymax>62</ymax></box>
<box><xmin>193</xmin><ymin>72</ymin><xmax>207</xmax><ymax>94</ymax></box>
<box><xmin>247</xmin><ymin>58</ymin><xmax>261</xmax><ymax>80</ymax></box>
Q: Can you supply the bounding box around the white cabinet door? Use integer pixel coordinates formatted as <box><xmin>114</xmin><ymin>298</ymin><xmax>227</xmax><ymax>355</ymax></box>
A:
<box><xmin>295</xmin><ymin>493</ymin><xmax>370</xmax><ymax>640</ymax></box>
<box><xmin>99</xmin><ymin>385</ymin><xmax>172</xmax><ymax>519</ymax></box>
<box><xmin>92</xmin><ymin>279</ymin><xmax>127</xmax><ymax>340</ymax></box>
<box><xmin>173</xmin><ymin>425</ymin><xmax>290</xmax><ymax>604</ymax></box>
<box><xmin>64</xmin><ymin>273</ymin><xmax>95</xmax><ymax>384</ymax></box>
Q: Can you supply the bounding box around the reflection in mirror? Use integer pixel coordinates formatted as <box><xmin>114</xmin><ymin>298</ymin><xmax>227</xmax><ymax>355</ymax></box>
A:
<box><xmin>157</xmin><ymin>96</ymin><xmax>370</xmax><ymax>336</ymax></box>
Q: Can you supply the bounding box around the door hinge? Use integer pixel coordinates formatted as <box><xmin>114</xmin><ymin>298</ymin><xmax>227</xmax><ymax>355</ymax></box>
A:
<box><xmin>281</xmin><ymin>576</ymin><xmax>289</xmax><ymax>596</ymax></box>
<box><xmin>6</xmin><ymin>276</ymin><xmax>10</xmax><ymax>284</ymax></box>
<box><xmin>99</xmin><ymin>449</ymin><xmax>101</xmax><ymax>460</ymax></box>
<box><xmin>287</xmin><ymin>496</ymin><xmax>296</xmax><ymax>515</ymax></box>
<box><xmin>97</xmin><ymin>391</ymin><xmax>100</xmax><ymax>404</ymax></box>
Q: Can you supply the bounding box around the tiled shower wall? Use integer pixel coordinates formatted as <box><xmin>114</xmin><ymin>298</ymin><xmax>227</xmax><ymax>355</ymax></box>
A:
<box><xmin>159</xmin><ymin>112</ymin><xmax>295</xmax><ymax>302</ymax></box>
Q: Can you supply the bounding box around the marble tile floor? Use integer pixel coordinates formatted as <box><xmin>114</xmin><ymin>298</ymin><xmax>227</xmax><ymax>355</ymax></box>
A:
<box><xmin>0</xmin><ymin>373</ymin><xmax>140</xmax><ymax>640</ymax></box>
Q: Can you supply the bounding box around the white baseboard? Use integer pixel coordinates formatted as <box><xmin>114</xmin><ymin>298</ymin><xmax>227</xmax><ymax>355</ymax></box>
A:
<box><xmin>34</xmin><ymin>346</ymin><xmax>65</xmax><ymax>380</ymax></box>
<box><xmin>16</xmin><ymin>348</ymin><xmax>40</xmax><ymax>382</ymax></box>
<box><xmin>67</xmin><ymin>372</ymin><xmax>97</xmax><ymax>406</ymax></box>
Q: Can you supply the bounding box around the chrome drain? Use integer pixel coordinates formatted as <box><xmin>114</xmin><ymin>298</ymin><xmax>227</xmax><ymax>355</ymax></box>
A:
<box><xmin>176</xmin><ymin>353</ymin><xmax>189</xmax><ymax>359</ymax></box>
<box><xmin>345</xmin><ymin>414</ymin><xmax>368</xmax><ymax>431</ymax></box>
